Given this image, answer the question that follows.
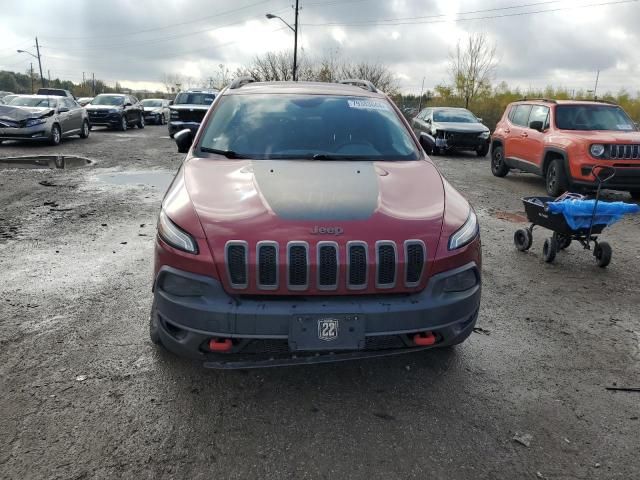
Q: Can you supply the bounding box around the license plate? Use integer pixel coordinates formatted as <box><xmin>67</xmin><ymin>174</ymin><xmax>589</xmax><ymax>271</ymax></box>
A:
<box><xmin>288</xmin><ymin>315</ymin><xmax>365</xmax><ymax>351</ymax></box>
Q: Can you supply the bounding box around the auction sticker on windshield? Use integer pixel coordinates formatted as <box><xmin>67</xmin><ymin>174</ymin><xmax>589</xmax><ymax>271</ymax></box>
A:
<box><xmin>347</xmin><ymin>99</ymin><xmax>390</xmax><ymax>111</ymax></box>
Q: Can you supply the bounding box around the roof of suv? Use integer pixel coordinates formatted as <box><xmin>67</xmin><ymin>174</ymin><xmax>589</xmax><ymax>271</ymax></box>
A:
<box><xmin>513</xmin><ymin>99</ymin><xmax>618</xmax><ymax>107</ymax></box>
<box><xmin>222</xmin><ymin>81</ymin><xmax>386</xmax><ymax>98</ymax></box>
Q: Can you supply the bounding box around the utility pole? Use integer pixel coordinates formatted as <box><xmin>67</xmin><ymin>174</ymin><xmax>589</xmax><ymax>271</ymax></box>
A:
<box><xmin>30</xmin><ymin>63</ymin><xmax>34</xmax><ymax>93</ymax></box>
<box><xmin>293</xmin><ymin>0</ymin><xmax>299</xmax><ymax>81</ymax></box>
<box><xmin>417</xmin><ymin>76</ymin><xmax>426</xmax><ymax>111</ymax></box>
<box><xmin>35</xmin><ymin>37</ymin><xmax>45</xmax><ymax>88</ymax></box>
<box><xmin>48</xmin><ymin>69</ymin><xmax>51</xmax><ymax>85</ymax></box>
<box><xmin>593</xmin><ymin>70</ymin><xmax>600</xmax><ymax>100</ymax></box>
<box><xmin>92</xmin><ymin>73</ymin><xmax>95</xmax><ymax>95</ymax></box>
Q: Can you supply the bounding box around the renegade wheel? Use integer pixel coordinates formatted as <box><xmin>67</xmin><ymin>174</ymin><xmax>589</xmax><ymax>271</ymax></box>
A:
<box><xmin>79</xmin><ymin>119</ymin><xmax>90</xmax><ymax>139</ymax></box>
<box><xmin>50</xmin><ymin>124</ymin><xmax>61</xmax><ymax>146</ymax></box>
<box><xmin>514</xmin><ymin>229</ymin><xmax>532</xmax><ymax>251</ymax></box>
<box><xmin>545</xmin><ymin>159</ymin><xmax>568</xmax><ymax>197</ymax></box>
<box><xmin>594</xmin><ymin>242</ymin><xmax>612</xmax><ymax>268</ymax></box>
<box><xmin>476</xmin><ymin>144</ymin><xmax>490</xmax><ymax>157</ymax></box>
<box><xmin>137</xmin><ymin>113</ymin><xmax>145</xmax><ymax>129</ymax></box>
<box><xmin>119</xmin><ymin>115</ymin><xmax>128</xmax><ymax>131</ymax></box>
<box><xmin>149</xmin><ymin>300</ymin><xmax>162</xmax><ymax>346</ymax></box>
<box><xmin>542</xmin><ymin>236</ymin><xmax>557</xmax><ymax>263</ymax></box>
<box><xmin>491</xmin><ymin>145</ymin><xmax>509</xmax><ymax>177</ymax></box>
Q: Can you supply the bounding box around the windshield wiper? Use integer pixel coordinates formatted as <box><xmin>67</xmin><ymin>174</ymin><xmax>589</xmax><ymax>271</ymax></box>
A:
<box><xmin>200</xmin><ymin>147</ymin><xmax>247</xmax><ymax>159</ymax></box>
<box><xmin>311</xmin><ymin>153</ymin><xmax>368</xmax><ymax>161</ymax></box>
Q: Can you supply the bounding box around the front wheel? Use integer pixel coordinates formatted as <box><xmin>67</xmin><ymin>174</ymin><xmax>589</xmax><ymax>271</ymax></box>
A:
<box><xmin>491</xmin><ymin>145</ymin><xmax>509</xmax><ymax>177</ymax></box>
<box><xmin>594</xmin><ymin>242</ymin><xmax>612</xmax><ymax>268</ymax></box>
<box><xmin>119</xmin><ymin>115</ymin><xmax>128</xmax><ymax>131</ymax></box>
<box><xmin>514</xmin><ymin>229</ymin><xmax>532</xmax><ymax>251</ymax></box>
<box><xmin>477</xmin><ymin>144</ymin><xmax>490</xmax><ymax>157</ymax></box>
<box><xmin>79</xmin><ymin>119</ymin><xmax>90</xmax><ymax>139</ymax></box>
<box><xmin>545</xmin><ymin>159</ymin><xmax>568</xmax><ymax>197</ymax></box>
<box><xmin>542</xmin><ymin>236</ymin><xmax>557</xmax><ymax>263</ymax></box>
<box><xmin>137</xmin><ymin>113</ymin><xmax>145</xmax><ymax>129</ymax></box>
<box><xmin>49</xmin><ymin>124</ymin><xmax>61</xmax><ymax>146</ymax></box>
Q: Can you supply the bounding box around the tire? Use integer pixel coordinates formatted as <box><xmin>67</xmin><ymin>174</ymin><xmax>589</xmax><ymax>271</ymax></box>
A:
<box><xmin>545</xmin><ymin>159</ymin><xmax>568</xmax><ymax>197</ymax></box>
<box><xmin>491</xmin><ymin>145</ymin><xmax>509</xmax><ymax>177</ymax></box>
<box><xmin>119</xmin><ymin>115</ymin><xmax>128</xmax><ymax>131</ymax></box>
<box><xmin>159</xmin><ymin>115</ymin><xmax>165</xmax><ymax>125</ymax></box>
<box><xmin>79</xmin><ymin>119</ymin><xmax>90</xmax><ymax>139</ymax></box>
<box><xmin>476</xmin><ymin>144</ymin><xmax>490</xmax><ymax>157</ymax></box>
<box><xmin>555</xmin><ymin>233</ymin><xmax>572</xmax><ymax>250</ymax></box>
<box><xmin>149</xmin><ymin>300</ymin><xmax>162</xmax><ymax>346</ymax></box>
<box><xmin>49</xmin><ymin>124</ymin><xmax>61</xmax><ymax>146</ymax></box>
<box><xmin>542</xmin><ymin>236</ymin><xmax>557</xmax><ymax>263</ymax></box>
<box><xmin>137</xmin><ymin>113</ymin><xmax>145</xmax><ymax>129</ymax></box>
<box><xmin>514</xmin><ymin>229</ymin><xmax>532</xmax><ymax>251</ymax></box>
<box><xmin>169</xmin><ymin>131</ymin><xmax>174</xmax><ymax>138</ymax></box>
<box><xmin>594</xmin><ymin>242</ymin><xmax>612</xmax><ymax>268</ymax></box>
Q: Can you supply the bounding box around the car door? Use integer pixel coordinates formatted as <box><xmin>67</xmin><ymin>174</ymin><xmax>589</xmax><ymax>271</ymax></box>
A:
<box><xmin>124</xmin><ymin>96</ymin><xmax>134</xmax><ymax>123</ymax></box>
<box><xmin>411</xmin><ymin>108</ymin><xmax>431</xmax><ymax>137</ymax></box>
<box><xmin>55</xmin><ymin>98</ymin><xmax>72</xmax><ymax>134</ymax></box>
<box><xmin>522</xmin><ymin>105</ymin><xmax>550</xmax><ymax>170</ymax></box>
<box><xmin>504</xmin><ymin>104</ymin><xmax>532</xmax><ymax>162</ymax></box>
<box><xmin>65</xmin><ymin>98</ymin><xmax>82</xmax><ymax>132</ymax></box>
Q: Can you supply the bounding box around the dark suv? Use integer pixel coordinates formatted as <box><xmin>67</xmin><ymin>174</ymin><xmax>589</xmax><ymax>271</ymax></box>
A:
<box><xmin>168</xmin><ymin>89</ymin><xmax>217</xmax><ymax>137</ymax></box>
<box><xmin>86</xmin><ymin>94</ymin><xmax>145</xmax><ymax>131</ymax></box>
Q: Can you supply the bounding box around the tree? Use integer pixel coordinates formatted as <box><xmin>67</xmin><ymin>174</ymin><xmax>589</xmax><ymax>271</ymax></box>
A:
<box><xmin>448</xmin><ymin>33</ymin><xmax>497</xmax><ymax>108</ymax></box>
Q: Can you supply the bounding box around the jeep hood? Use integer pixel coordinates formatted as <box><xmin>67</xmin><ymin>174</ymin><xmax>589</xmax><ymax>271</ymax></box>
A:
<box><xmin>183</xmin><ymin>157</ymin><xmax>445</xmax><ymax>268</ymax></box>
<box><xmin>0</xmin><ymin>105</ymin><xmax>53</xmax><ymax>121</ymax></box>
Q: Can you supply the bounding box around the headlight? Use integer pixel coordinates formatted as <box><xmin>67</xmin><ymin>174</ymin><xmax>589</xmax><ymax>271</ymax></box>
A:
<box><xmin>479</xmin><ymin>131</ymin><xmax>490</xmax><ymax>139</ymax></box>
<box><xmin>442</xmin><ymin>269</ymin><xmax>478</xmax><ymax>292</ymax></box>
<box><xmin>157</xmin><ymin>210</ymin><xmax>198</xmax><ymax>254</ymax></box>
<box><xmin>25</xmin><ymin>118</ymin><xmax>46</xmax><ymax>127</ymax></box>
<box><xmin>590</xmin><ymin>144</ymin><xmax>605</xmax><ymax>157</ymax></box>
<box><xmin>170</xmin><ymin>110</ymin><xmax>179</xmax><ymax>118</ymax></box>
<box><xmin>448</xmin><ymin>209</ymin><xmax>479</xmax><ymax>250</ymax></box>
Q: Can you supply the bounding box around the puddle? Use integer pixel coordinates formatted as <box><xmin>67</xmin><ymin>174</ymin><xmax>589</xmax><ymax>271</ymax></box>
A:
<box><xmin>95</xmin><ymin>171</ymin><xmax>174</xmax><ymax>190</ymax></box>
<box><xmin>494</xmin><ymin>211</ymin><xmax>528</xmax><ymax>223</ymax></box>
<box><xmin>0</xmin><ymin>155</ymin><xmax>92</xmax><ymax>170</ymax></box>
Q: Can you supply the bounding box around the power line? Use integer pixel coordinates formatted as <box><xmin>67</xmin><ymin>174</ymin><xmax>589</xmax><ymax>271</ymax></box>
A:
<box><xmin>302</xmin><ymin>0</ymin><xmax>638</xmax><ymax>26</ymax></box>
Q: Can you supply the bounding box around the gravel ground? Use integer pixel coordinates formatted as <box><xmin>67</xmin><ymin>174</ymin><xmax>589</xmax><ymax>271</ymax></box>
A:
<box><xmin>1</xmin><ymin>126</ymin><xmax>639</xmax><ymax>479</ymax></box>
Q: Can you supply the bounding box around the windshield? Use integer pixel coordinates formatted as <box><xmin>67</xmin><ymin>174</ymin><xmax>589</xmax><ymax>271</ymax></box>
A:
<box><xmin>8</xmin><ymin>96</ymin><xmax>58</xmax><ymax>107</ymax></box>
<box><xmin>199</xmin><ymin>94</ymin><xmax>419</xmax><ymax>160</ymax></box>
<box><xmin>91</xmin><ymin>95</ymin><xmax>125</xmax><ymax>106</ymax></box>
<box><xmin>141</xmin><ymin>99</ymin><xmax>163</xmax><ymax>107</ymax></box>
<box><xmin>174</xmin><ymin>92</ymin><xmax>216</xmax><ymax>105</ymax></box>
<box><xmin>555</xmin><ymin>105</ymin><xmax>636</xmax><ymax>131</ymax></box>
<box><xmin>433</xmin><ymin>109</ymin><xmax>478</xmax><ymax>123</ymax></box>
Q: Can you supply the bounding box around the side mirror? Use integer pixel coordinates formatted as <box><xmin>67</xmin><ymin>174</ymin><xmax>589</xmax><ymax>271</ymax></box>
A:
<box><xmin>175</xmin><ymin>129</ymin><xmax>193</xmax><ymax>153</ymax></box>
<box><xmin>529</xmin><ymin>120</ymin><xmax>544</xmax><ymax>132</ymax></box>
<box><xmin>168</xmin><ymin>100</ymin><xmax>174</xmax><ymax>105</ymax></box>
<box><xmin>58</xmin><ymin>107</ymin><xmax>69</xmax><ymax>113</ymax></box>
<box><xmin>125</xmin><ymin>102</ymin><xmax>132</xmax><ymax>107</ymax></box>
<box><xmin>424</xmin><ymin>118</ymin><xmax>431</xmax><ymax>124</ymax></box>
<box><xmin>419</xmin><ymin>132</ymin><xmax>435</xmax><ymax>155</ymax></box>
<box><xmin>476</xmin><ymin>117</ymin><xmax>483</xmax><ymax>123</ymax></box>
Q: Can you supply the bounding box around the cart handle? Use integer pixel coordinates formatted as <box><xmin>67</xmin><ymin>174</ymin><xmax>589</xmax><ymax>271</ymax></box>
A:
<box><xmin>591</xmin><ymin>165</ymin><xmax>615</xmax><ymax>184</ymax></box>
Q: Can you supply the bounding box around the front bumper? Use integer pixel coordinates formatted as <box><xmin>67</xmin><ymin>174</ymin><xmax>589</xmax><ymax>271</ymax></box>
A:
<box><xmin>0</xmin><ymin>125</ymin><xmax>49</xmax><ymax>141</ymax></box>
<box><xmin>168</xmin><ymin>121</ymin><xmax>200</xmax><ymax>135</ymax></box>
<box><xmin>436</xmin><ymin>132</ymin><xmax>490</xmax><ymax>151</ymax></box>
<box><xmin>571</xmin><ymin>165</ymin><xmax>640</xmax><ymax>191</ymax></box>
<box><xmin>87</xmin><ymin>112</ymin><xmax>121</xmax><ymax>127</ymax></box>
<box><xmin>152</xmin><ymin>263</ymin><xmax>481</xmax><ymax>368</ymax></box>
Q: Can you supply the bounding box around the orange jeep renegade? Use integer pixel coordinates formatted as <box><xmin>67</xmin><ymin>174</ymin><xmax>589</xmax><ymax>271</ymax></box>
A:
<box><xmin>491</xmin><ymin>99</ymin><xmax>640</xmax><ymax>199</ymax></box>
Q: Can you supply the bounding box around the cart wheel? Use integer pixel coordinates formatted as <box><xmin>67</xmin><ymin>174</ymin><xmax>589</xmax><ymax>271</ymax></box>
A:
<box><xmin>555</xmin><ymin>233</ymin><xmax>572</xmax><ymax>250</ymax></box>
<box><xmin>514</xmin><ymin>229</ymin><xmax>532</xmax><ymax>251</ymax></box>
<box><xmin>542</xmin><ymin>236</ymin><xmax>557</xmax><ymax>263</ymax></box>
<box><xmin>594</xmin><ymin>242</ymin><xmax>612</xmax><ymax>268</ymax></box>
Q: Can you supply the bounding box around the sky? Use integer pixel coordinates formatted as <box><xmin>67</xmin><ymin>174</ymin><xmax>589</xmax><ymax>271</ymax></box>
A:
<box><xmin>0</xmin><ymin>0</ymin><xmax>639</xmax><ymax>95</ymax></box>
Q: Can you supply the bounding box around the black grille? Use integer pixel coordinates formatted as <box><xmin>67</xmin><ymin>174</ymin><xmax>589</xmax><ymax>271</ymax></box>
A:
<box><xmin>377</xmin><ymin>244</ymin><xmax>396</xmax><ymax>286</ymax></box>
<box><xmin>288</xmin><ymin>245</ymin><xmax>308</xmax><ymax>287</ymax></box>
<box><xmin>607</xmin><ymin>144</ymin><xmax>640</xmax><ymax>159</ymax></box>
<box><xmin>226</xmin><ymin>244</ymin><xmax>247</xmax><ymax>286</ymax></box>
<box><xmin>348</xmin><ymin>244</ymin><xmax>367</xmax><ymax>286</ymax></box>
<box><xmin>406</xmin><ymin>242</ymin><xmax>425</xmax><ymax>285</ymax></box>
<box><xmin>318</xmin><ymin>244</ymin><xmax>338</xmax><ymax>287</ymax></box>
<box><xmin>258</xmin><ymin>244</ymin><xmax>277</xmax><ymax>287</ymax></box>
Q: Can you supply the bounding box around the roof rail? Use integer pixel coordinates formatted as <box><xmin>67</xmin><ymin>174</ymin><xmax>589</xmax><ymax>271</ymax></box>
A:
<box><xmin>338</xmin><ymin>79</ymin><xmax>377</xmax><ymax>93</ymax></box>
<box><xmin>517</xmin><ymin>98</ymin><xmax>557</xmax><ymax>103</ymax></box>
<box><xmin>229</xmin><ymin>77</ymin><xmax>256</xmax><ymax>89</ymax></box>
<box><xmin>592</xmin><ymin>98</ymin><xmax>618</xmax><ymax>105</ymax></box>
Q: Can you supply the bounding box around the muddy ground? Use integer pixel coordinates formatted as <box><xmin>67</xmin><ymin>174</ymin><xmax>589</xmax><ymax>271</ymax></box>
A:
<box><xmin>0</xmin><ymin>126</ymin><xmax>638</xmax><ymax>480</ymax></box>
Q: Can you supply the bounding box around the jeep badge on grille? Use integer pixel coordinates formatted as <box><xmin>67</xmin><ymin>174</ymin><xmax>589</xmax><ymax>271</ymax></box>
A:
<box><xmin>311</xmin><ymin>226</ymin><xmax>344</xmax><ymax>235</ymax></box>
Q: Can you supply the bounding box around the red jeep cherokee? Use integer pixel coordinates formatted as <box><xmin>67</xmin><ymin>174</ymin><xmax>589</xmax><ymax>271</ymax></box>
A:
<box><xmin>491</xmin><ymin>99</ymin><xmax>640</xmax><ymax>198</ymax></box>
<box><xmin>151</xmin><ymin>79</ymin><xmax>481</xmax><ymax>368</ymax></box>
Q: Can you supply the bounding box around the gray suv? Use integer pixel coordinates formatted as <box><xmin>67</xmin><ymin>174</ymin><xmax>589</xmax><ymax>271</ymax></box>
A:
<box><xmin>168</xmin><ymin>89</ymin><xmax>217</xmax><ymax>137</ymax></box>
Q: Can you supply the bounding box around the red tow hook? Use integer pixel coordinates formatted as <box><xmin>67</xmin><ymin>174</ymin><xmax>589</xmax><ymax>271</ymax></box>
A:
<box><xmin>209</xmin><ymin>338</ymin><xmax>233</xmax><ymax>352</ymax></box>
<box><xmin>413</xmin><ymin>331</ymin><xmax>437</xmax><ymax>346</ymax></box>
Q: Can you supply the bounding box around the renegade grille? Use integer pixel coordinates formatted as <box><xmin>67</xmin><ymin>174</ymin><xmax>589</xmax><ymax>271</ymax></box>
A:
<box><xmin>606</xmin><ymin>144</ymin><xmax>640</xmax><ymax>159</ymax></box>
<box><xmin>224</xmin><ymin>240</ymin><xmax>426</xmax><ymax>291</ymax></box>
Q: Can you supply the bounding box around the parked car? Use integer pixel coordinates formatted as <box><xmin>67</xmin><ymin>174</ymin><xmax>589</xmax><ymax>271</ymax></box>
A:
<box><xmin>36</xmin><ymin>88</ymin><xmax>76</xmax><ymax>100</ymax></box>
<box><xmin>168</xmin><ymin>88</ymin><xmax>217</xmax><ymax>137</ymax></box>
<box><xmin>0</xmin><ymin>91</ymin><xmax>14</xmax><ymax>102</ymax></box>
<box><xmin>85</xmin><ymin>93</ymin><xmax>145</xmax><ymax>131</ymax></box>
<box><xmin>491</xmin><ymin>99</ymin><xmax>640</xmax><ymax>199</ymax></box>
<box><xmin>1</xmin><ymin>94</ymin><xmax>19</xmax><ymax>105</ymax></box>
<box><xmin>141</xmin><ymin>98</ymin><xmax>170</xmax><ymax>125</ymax></box>
<box><xmin>0</xmin><ymin>95</ymin><xmax>90</xmax><ymax>145</ymax></box>
<box><xmin>151</xmin><ymin>78</ymin><xmax>481</xmax><ymax>367</ymax></box>
<box><xmin>77</xmin><ymin>97</ymin><xmax>94</xmax><ymax>107</ymax></box>
<box><xmin>412</xmin><ymin>107</ymin><xmax>490</xmax><ymax>156</ymax></box>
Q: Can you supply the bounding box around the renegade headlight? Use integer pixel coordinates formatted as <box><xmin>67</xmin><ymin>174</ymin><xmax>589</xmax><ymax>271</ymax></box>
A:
<box><xmin>25</xmin><ymin>118</ymin><xmax>47</xmax><ymax>127</ymax></box>
<box><xmin>157</xmin><ymin>210</ymin><xmax>198</xmax><ymax>254</ymax></box>
<box><xmin>590</xmin><ymin>144</ymin><xmax>605</xmax><ymax>157</ymax></box>
<box><xmin>448</xmin><ymin>209</ymin><xmax>479</xmax><ymax>250</ymax></box>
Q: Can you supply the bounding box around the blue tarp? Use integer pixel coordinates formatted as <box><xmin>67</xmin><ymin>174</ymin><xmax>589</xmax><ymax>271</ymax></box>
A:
<box><xmin>547</xmin><ymin>199</ymin><xmax>640</xmax><ymax>230</ymax></box>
